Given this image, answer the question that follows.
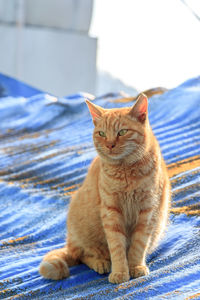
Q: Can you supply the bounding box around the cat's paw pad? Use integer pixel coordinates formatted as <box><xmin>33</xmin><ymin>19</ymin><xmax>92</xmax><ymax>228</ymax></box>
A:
<box><xmin>108</xmin><ymin>272</ymin><xmax>130</xmax><ymax>284</ymax></box>
<box><xmin>130</xmin><ymin>265</ymin><xmax>149</xmax><ymax>278</ymax></box>
<box><xmin>93</xmin><ymin>259</ymin><xmax>111</xmax><ymax>274</ymax></box>
<box><xmin>39</xmin><ymin>259</ymin><xmax>69</xmax><ymax>280</ymax></box>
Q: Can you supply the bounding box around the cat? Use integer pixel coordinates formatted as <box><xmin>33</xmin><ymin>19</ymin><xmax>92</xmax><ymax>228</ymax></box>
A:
<box><xmin>39</xmin><ymin>93</ymin><xmax>171</xmax><ymax>284</ymax></box>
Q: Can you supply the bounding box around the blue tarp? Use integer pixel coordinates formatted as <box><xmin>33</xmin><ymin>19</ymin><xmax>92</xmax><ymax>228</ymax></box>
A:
<box><xmin>0</xmin><ymin>74</ymin><xmax>200</xmax><ymax>299</ymax></box>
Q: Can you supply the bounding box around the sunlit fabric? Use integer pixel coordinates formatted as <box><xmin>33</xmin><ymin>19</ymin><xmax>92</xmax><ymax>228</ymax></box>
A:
<box><xmin>0</xmin><ymin>74</ymin><xmax>200</xmax><ymax>299</ymax></box>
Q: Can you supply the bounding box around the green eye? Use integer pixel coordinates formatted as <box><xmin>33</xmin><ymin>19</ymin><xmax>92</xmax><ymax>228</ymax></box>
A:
<box><xmin>118</xmin><ymin>129</ymin><xmax>128</xmax><ymax>136</ymax></box>
<box><xmin>99</xmin><ymin>131</ymin><xmax>106</xmax><ymax>137</ymax></box>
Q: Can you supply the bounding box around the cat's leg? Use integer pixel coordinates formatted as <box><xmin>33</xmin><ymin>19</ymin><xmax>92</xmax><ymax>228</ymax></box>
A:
<box><xmin>101</xmin><ymin>202</ymin><xmax>130</xmax><ymax>284</ymax></box>
<box><xmin>81</xmin><ymin>246</ymin><xmax>111</xmax><ymax>274</ymax></box>
<box><xmin>128</xmin><ymin>208</ymin><xmax>153</xmax><ymax>278</ymax></box>
<box><xmin>39</xmin><ymin>240</ymin><xmax>81</xmax><ymax>280</ymax></box>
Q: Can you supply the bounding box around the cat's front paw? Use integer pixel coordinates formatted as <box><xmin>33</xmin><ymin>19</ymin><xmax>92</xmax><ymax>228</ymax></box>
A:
<box><xmin>93</xmin><ymin>259</ymin><xmax>111</xmax><ymax>274</ymax></box>
<box><xmin>108</xmin><ymin>271</ymin><xmax>130</xmax><ymax>284</ymax></box>
<box><xmin>129</xmin><ymin>265</ymin><xmax>149</xmax><ymax>278</ymax></box>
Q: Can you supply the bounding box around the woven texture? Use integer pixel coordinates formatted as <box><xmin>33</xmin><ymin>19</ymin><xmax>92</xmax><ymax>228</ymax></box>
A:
<box><xmin>0</xmin><ymin>74</ymin><xmax>200</xmax><ymax>299</ymax></box>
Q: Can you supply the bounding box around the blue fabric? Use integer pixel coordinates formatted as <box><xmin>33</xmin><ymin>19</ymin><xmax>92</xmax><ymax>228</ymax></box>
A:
<box><xmin>0</xmin><ymin>73</ymin><xmax>200</xmax><ymax>299</ymax></box>
<box><xmin>0</xmin><ymin>73</ymin><xmax>42</xmax><ymax>98</ymax></box>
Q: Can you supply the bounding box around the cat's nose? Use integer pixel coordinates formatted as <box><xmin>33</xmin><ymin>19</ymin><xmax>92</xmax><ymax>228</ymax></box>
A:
<box><xmin>106</xmin><ymin>142</ymin><xmax>116</xmax><ymax>149</ymax></box>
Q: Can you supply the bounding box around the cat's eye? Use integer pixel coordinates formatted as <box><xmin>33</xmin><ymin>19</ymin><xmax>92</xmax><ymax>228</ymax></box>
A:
<box><xmin>99</xmin><ymin>131</ymin><xmax>106</xmax><ymax>137</ymax></box>
<box><xmin>118</xmin><ymin>129</ymin><xmax>128</xmax><ymax>136</ymax></box>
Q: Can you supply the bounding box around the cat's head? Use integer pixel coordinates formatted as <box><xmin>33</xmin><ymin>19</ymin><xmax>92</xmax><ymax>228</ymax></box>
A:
<box><xmin>86</xmin><ymin>94</ymin><xmax>151</xmax><ymax>164</ymax></box>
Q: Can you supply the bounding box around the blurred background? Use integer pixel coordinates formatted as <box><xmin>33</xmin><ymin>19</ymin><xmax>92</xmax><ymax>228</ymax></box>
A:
<box><xmin>0</xmin><ymin>0</ymin><xmax>199</xmax><ymax>97</ymax></box>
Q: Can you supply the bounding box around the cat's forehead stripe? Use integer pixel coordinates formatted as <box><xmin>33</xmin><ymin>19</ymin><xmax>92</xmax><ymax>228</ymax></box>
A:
<box><xmin>99</xmin><ymin>111</ymin><xmax>142</xmax><ymax>135</ymax></box>
<box><xmin>104</xmin><ymin>112</ymin><xmax>121</xmax><ymax>132</ymax></box>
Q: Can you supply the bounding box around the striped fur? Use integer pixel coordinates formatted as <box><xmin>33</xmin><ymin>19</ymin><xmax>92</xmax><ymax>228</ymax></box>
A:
<box><xmin>39</xmin><ymin>94</ymin><xmax>171</xmax><ymax>284</ymax></box>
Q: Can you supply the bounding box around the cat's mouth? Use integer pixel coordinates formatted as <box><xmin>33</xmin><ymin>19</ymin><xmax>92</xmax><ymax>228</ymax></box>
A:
<box><xmin>96</xmin><ymin>145</ymin><xmax>124</xmax><ymax>160</ymax></box>
<box><xmin>107</xmin><ymin>148</ymin><xmax>118</xmax><ymax>155</ymax></box>
<box><xmin>106</xmin><ymin>149</ymin><xmax>123</xmax><ymax>159</ymax></box>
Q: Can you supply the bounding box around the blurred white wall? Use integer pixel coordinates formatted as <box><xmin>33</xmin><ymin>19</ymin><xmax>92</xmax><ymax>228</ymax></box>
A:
<box><xmin>91</xmin><ymin>0</ymin><xmax>200</xmax><ymax>91</ymax></box>
<box><xmin>0</xmin><ymin>0</ymin><xmax>97</xmax><ymax>96</ymax></box>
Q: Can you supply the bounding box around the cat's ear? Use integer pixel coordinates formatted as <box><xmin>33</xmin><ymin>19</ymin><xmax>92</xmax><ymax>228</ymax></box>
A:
<box><xmin>129</xmin><ymin>93</ymin><xmax>148</xmax><ymax>123</ymax></box>
<box><xmin>86</xmin><ymin>100</ymin><xmax>104</xmax><ymax>125</ymax></box>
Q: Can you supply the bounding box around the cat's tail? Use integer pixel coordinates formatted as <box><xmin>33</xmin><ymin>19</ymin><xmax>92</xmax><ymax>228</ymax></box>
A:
<box><xmin>39</xmin><ymin>246</ymin><xmax>79</xmax><ymax>280</ymax></box>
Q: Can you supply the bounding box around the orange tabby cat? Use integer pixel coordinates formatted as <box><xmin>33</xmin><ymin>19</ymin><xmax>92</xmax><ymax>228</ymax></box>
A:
<box><xmin>39</xmin><ymin>94</ymin><xmax>171</xmax><ymax>284</ymax></box>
